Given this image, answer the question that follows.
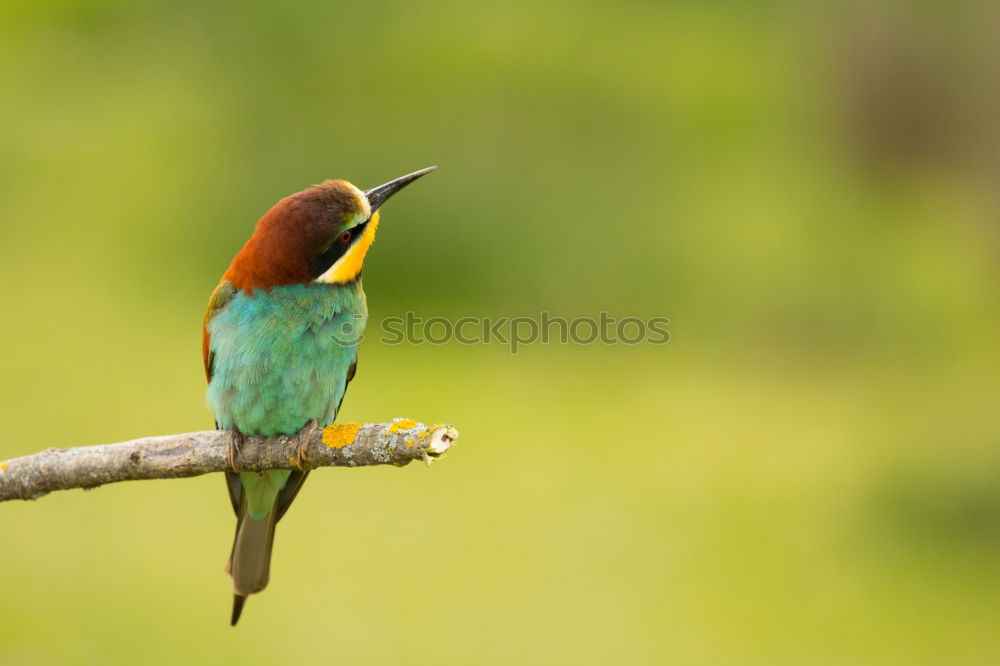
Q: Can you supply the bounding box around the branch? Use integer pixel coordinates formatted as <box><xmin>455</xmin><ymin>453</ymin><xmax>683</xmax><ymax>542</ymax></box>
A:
<box><xmin>0</xmin><ymin>419</ymin><xmax>460</xmax><ymax>502</ymax></box>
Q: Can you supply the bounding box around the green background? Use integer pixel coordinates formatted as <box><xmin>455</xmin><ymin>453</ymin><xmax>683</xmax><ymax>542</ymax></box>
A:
<box><xmin>2</xmin><ymin>1</ymin><xmax>999</xmax><ymax>664</ymax></box>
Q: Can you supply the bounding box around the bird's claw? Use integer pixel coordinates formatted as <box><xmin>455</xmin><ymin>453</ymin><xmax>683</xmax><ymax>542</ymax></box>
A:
<box><xmin>227</xmin><ymin>430</ymin><xmax>245</xmax><ymax>472</ymax></box>
<box><xmin>292</xmin><ymin>419</ymin><xmax>319</xmax><ymax>470</ymax></box>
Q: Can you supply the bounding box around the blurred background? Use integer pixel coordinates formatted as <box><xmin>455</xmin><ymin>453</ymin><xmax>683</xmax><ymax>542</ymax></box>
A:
<box><xmin>2</xmin><ymin>1</ymin><xmax>999</xmax><ymax>664</ymax></box>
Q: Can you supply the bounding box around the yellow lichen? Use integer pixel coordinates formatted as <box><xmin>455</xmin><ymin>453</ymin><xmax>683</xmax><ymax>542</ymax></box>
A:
<box><xmin>406</xmin><ymin>439</ymin><xmax>414</xmax><ymax>447</ymax></box>
<box><xmin>417</xmin><ymin>429</ymin><xmax>429</xmax><ymax>440</ymax></box>
<box><xmin>0</xmin><ymin>461</ymin><xmax>6</xmax><ymax>472</ymax></box>
<box><xmin>389</xmin><ymin>419</ymin><xmax>417</xmax><ymax>433</ymax></box>
<box><xmin>323</xmin><ymin>422</ymin><xmax>362</xmax><ymax>449</ymax></box>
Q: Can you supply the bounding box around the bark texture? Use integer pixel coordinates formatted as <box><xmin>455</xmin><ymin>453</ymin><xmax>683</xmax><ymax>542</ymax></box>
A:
<box><xmin>0</xmin><ymin>419</ymin><xmax>459</xmax><ymax>502</ymax></box>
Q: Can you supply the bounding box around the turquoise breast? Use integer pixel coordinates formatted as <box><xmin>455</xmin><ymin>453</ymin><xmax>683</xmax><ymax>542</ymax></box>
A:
<box><xmin>206</xmin><ymin>282</ymin><xmax>367</xmax><ymax>436</ymax></box>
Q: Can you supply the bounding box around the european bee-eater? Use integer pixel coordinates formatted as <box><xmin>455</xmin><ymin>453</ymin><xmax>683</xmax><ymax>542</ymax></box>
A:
<box><xmin>202</xmin><ymin>166</ymin><xmax>435</xmax><ymax>625</ymax></box>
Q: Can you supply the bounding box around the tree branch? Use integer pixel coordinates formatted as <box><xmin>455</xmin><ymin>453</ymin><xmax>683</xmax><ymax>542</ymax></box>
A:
<box><xmin>0</xmin><ymin>419</ymin><xmax>460</xmax><ymax>502</ymax></box>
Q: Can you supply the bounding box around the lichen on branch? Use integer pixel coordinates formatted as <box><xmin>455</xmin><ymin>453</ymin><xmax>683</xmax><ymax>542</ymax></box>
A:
<box><xmin>0</xmin><ymin>419</ymin><xmax>460</xmax><ymax>502</ymax></box>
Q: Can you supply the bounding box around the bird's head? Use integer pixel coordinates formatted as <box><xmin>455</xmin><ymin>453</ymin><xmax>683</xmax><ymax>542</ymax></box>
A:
<box><xmin>223</xmin><ymin>166</ymin><xmax>436</xmax><ymax>291</ymax></box>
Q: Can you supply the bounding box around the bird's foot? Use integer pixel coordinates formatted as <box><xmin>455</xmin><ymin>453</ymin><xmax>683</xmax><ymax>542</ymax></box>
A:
<box><xmin>227</xmin><ymin>430</ymin><xmax>246</xmax><ymax>472</ymax></box>
<box><xmin>292</xmin><ymin>419</ymin><xmax>319</xmax><ymax>470</ymax></box>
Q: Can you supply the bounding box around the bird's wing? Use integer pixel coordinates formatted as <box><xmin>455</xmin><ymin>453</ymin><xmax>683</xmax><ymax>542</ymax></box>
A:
<box><xmin>202</xmin><ymin>281</ymin><xmax>237</xmax><ymax>382</ymax></box>
<box><xmin>335</xmin><ymin>360</ymin><xmax>357</xmax><ymax>417</ymax></box>
<box><xmin>206</xmin><ymin>281</ymin><xmax>243</xmax><ymax>515</ymax></box>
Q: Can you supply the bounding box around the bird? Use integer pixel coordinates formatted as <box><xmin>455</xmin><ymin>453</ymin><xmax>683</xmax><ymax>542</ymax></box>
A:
<box><xmin>202</xmin><ymin>166</ymin><xmax>436</xmax><ymax>626</ymax></box>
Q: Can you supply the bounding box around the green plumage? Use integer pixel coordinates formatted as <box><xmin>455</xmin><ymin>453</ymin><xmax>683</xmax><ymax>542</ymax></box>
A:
<box><xmin>206</xmin><ymin>281</ymin><xmax>367</xmax><ymax>621</ymax></box>
<box><xmin>207</xmin><ymin>281</ymin><xmax>366</xmax><ymax>436</ymax></box>
<box><xmin>240</xmin><ymin>469</ymin><xmax>293</xmax><ymax>520</ymax></box>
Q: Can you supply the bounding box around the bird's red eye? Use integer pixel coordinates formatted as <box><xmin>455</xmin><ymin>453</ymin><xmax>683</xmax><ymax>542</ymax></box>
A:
<box><xmin>339</xmin><ymin>231</ymin><xmax>352</xmax><ymax>244</ymax></box>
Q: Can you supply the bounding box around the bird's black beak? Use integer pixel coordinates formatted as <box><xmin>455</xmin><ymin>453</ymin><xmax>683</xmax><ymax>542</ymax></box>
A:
<box><xmin>365</xmin><ymin>166</ymin><xmax>437</xmax><ymax>212</ymax></box>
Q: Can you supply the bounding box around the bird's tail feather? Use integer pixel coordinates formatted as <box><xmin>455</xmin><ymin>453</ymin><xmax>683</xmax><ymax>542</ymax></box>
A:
<box><xmin>231</xmin><ymin>594</ymin><xmax>247</xmax><ymax>626</ymax></box>
<box><xmin>224</xmin><ymin>469</ymin><xmax>309</xmax><ymax>626</ymax></box>
<box><xmin>228</xmin><ymin>505</ymin><xmax>278</xmax><ymax>626</ymax></box>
